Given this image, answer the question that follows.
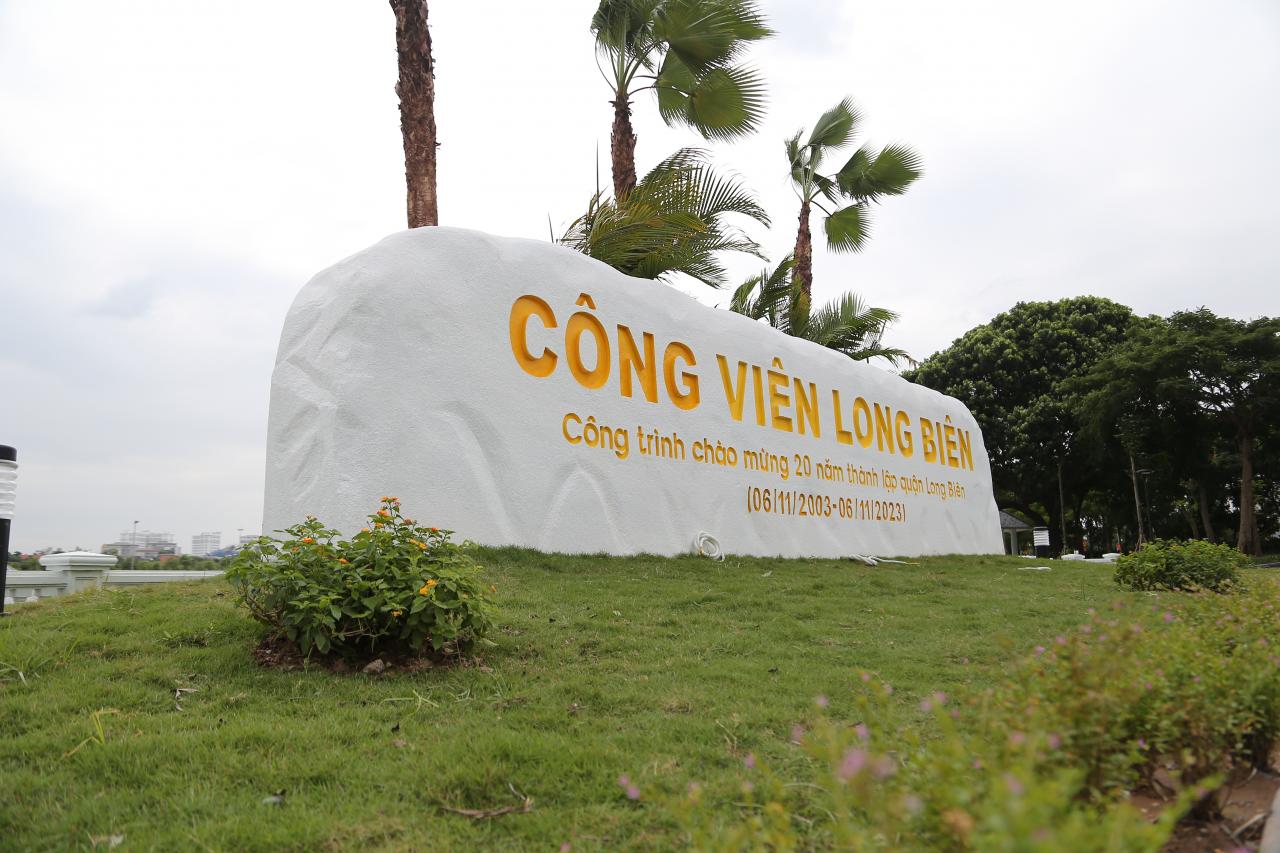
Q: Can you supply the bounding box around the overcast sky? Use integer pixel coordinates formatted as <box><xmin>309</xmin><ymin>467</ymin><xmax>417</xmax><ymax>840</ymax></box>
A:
<box><xmin>1</xmin><ymin>0</ymin><xmax>1277</xmax><ymax>552</ymax></box>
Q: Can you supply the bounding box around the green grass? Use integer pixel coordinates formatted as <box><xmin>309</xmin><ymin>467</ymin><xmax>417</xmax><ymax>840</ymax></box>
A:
<box><xmin>1</xmin><ymin>551</ymin><xmax>1145</xmax><ymax>851</ymax></box>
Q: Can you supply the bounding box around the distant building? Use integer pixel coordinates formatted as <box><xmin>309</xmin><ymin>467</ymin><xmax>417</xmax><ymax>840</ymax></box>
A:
<box><xmin>101</xmin><ymin>530</ymin><xmax>179</xmax><ymax>562</ymax></box>
<box><xmin>238</xmin><ymin>534</ymin><xmax>259</xmax><ymax>546</ymax></box>
<box><xmin>191</xmin><ymin>532</ymin><xmax>222</xmax><ymax>557</ymax></box>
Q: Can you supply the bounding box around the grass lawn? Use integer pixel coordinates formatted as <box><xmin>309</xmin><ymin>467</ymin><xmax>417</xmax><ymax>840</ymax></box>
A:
<box><xmin>1</xmin><ymin>551</ymin><xmax>1158</xmax><ymax>851</ymax></box>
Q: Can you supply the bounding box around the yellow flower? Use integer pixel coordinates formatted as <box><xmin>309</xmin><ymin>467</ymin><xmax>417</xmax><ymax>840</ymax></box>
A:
<box><xmin>338</xmin><ymin>558</ymin><xmax>349</xmax><ymax>565</ymax></box>
<box><xmin>490</xmin><ymin>584</ymin><xmax>497</xmax><ymax>594</ymax></box>
<box><xmin>374</xmin><ymin>522</ymin><xmax>384</xmax><ymax>528</ymax></box>
<box><xmin>361</xmin><ymin>527</ymin><xmax>370</xmax><ymax>533</ymax></box>
<box><xmin>391</xmin><ymin>610</ymin><xmax>402</xmax><ymax>618</ymax></box>
<box><xmin>419</xmin><ymin>578</ymin><xmax>438</xmax><ymax>595</ymax></box>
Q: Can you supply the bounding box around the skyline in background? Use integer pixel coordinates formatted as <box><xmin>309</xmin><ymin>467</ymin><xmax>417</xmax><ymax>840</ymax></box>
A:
<box><xmin>1</xmin><ymin>0</ymin><xmax>1278</xmax><ymax>551</ymax></box>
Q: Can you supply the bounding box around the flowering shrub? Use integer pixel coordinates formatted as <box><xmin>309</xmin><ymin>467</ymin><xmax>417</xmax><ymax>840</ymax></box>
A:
<box><xmin>1114</xmin><ymin>538</ymin><xmax>1246</xmax><ymax>593</ymax></box>
<box><xmin>993</xmin><ymin>585</ymin><xmax>1280</xmax><ymax>799</ymax></box>
<box><xmin>226</xmin><ymin>498</ymin><xmax>494</xmax><ymax>659</ymax></box>
<box><xmin>668</xmin><ymin>682</ymin><xmax>1185</xmax><ymax>851</ymax></box>
<box><xmin>658</xmin><ymin>581</ymin><xmax>1280</xmax><ymax>847</ymax></box>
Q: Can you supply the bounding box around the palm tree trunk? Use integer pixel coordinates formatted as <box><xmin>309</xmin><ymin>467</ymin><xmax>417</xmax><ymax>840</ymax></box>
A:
<box><xmin>611</xmin><ymin>93</ymin><xmax>637</xmax><ymax>200</ymax></box>
<box><xmin>1196</xmin><ymin>481</ymin><xmax>1216</xmax><ymax>542</ymax></box>
<box><xmin>1236</xmin><ymin>433</ymin><xmax>1260</xmax><ymax>555</ymax></box>
<box><xmin>391</xmin><ymin>0</ymin><xmax>438</xmax><ymax>228</ymax></box>
<box><xmin>794</xmin><ymin>199</ymin><xmax>814</xmax><ymax>300</ymax></box>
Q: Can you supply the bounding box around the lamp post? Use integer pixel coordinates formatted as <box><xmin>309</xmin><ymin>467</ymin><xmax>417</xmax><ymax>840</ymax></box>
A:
<box><xmin>131</xmin><ymin>520</ymin><xmax>140</xmax><ymax>570</ymax></box>
<box><xmin>1136</xmin><ymin>468</ymin><xmax>1155</xmax><ymax>540</ymax></box>
<box><xmin>0</xmin><ymin>445</ymin><xmax>17</xmax><ymax>617</ymax></box>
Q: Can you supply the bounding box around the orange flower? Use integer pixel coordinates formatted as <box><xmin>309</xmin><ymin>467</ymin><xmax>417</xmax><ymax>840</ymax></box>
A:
<box><xmin>418</xmin><ymin>578</ymin><xmax>438</xmax><ymax>595</ymax></box>
<box><xmin>338</xmin><ymin>558</ymin><xmax>349</xmax><ymax>565</ymax></box>
<box><xmin>374</xmin><ymin>522</ymin><xmax>384</xmax><ymax>528</ymax></box>
<box><xmin>361</xmin><ymin>527</ymin><xmax>370</xmax><ymax>533</ymax></box>
<box><xmin>389</xmin><ymin>496</ymin><xmax>399</xmax><ymax>502</ymax></box>
<box><xmin>301</xmin><ymin>537</ymin><xmax>314</xmax><ymax>544</ymax></box>
<box><xmin>429</xmin><ymin>526</ymin><xmax>440</xmax><ymax>533</ymax></box>
<box><xmin>404</xmin><ymin>518</ymin><xmax>414</xmax><ymax>525</ymax></box>
<box><xmin>490</xmin><ymin>584</ymin><xmax>497</xmax><ymax>594</ymax></box>
<box><xmin>391</xmin><ymin>610</ymin><xmax>402</xmax><ymax>618</ymax></box>
<box><xmin>377</xmin><ymin>509</ymin><xmax>390</xmax><ymax>518</ymax></box>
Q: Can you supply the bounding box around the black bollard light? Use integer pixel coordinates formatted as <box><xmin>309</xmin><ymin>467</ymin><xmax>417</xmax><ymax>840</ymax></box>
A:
<box><xmin>0</xmin><ymin>445</ymin><xmax>15</xmax><ymax>616</ymax></box>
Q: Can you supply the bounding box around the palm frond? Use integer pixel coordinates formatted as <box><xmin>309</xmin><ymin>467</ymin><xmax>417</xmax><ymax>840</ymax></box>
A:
<box><xmin>823</xmin><ymin>203</ymin><xmax>872</xmax><ymax>253</ymax></box>
<box><xmin>560</xmin><ymin>148</ymin><xmax>767</xmax><ymax>288</ymax></box>
<box><xmin>837</xmin><ymin>142</ymin><xmax>923</xmax><ymax>201</ymax></box>
<box><xmin>658</xmin><ymin>62</ymin><xmax>767</xmax><ymax>139</ymax></box>
<box><xmin>807</xmin><ymin>97</ymin><xmax>860</xmax><ymax>150</ymax></box>
<box><xmin>652</xmin><ymin>0</ymin><xmax>771</xmax><ymax>72</ymax></box>
<box><xmin>728</xmin><ymin>263</ymin><xmax>910</xmax><ymax>365</ymax></box>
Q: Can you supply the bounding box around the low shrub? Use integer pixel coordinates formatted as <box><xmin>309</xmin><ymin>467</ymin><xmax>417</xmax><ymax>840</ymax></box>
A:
<box><xmin>226</xmin><ymin>497</ymin><xmax>494</xmax><ymax>659</ymax></box>
<box><xmin>1113</xmin><ymin>539</ymin><xmax>1246</xmax><ymax>593</ymax></box>
<box><xmin>654</xmin><ymin>580</ymin><xmax>1280</xmax><ymax>848</ymax></box>
<box><xmin>667</xmin><ymin>682</ymin><xmax>1187</xmax><ymax>852</ymax></box>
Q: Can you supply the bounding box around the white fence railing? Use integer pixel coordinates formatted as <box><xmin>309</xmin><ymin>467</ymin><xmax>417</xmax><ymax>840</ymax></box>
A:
<box><xmin>3</xmin><ymin>551</ymin><xmax>223</xmax><ymax>607</ymax></box>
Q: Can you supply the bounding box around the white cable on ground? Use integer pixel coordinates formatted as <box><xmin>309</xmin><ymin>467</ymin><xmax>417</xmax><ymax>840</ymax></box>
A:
<box><xmin>693</xmin><ymin>532</ymin><xmax>724</xmax><ymax>561</ymax></box>
<box><xmin>849</xmin><ymin>555</ymin><xmax>910</xmax><ymax>566</ymax></box>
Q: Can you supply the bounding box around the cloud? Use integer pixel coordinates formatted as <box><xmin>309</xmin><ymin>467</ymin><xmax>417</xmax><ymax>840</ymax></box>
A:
<box><xmin>80</xmin><ymin>278</ymin><xmax>161</xmax><ymax>319</ymax></box>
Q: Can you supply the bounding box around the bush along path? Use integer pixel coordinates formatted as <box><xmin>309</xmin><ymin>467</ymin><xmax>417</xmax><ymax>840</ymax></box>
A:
<box><xmin>640</xmin><ymin>579</ymin><xmax>1280</xmax><ymax>851</ymax></box>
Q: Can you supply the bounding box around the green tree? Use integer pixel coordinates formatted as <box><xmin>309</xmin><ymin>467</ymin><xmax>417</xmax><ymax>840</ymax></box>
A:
<box><xmin>1076</xmin><ymin>311</ymin><xmax>1280</xmax><ymax>555</ymax></box>
<box><xmin>786</xmin><ymin>98</ymin><xmax>922</xmax><ymax>300</ymax></box>
<box><xmin>729</xmin><ymin>255</ymin><xmax>911</xmax><ymax>365</ymax></box>
<box><xmin>560</xmin><ymin>148</ymin><xmax>768</xmax><ymax>287</ymax></box>
<box><xmin>1071</xmin><ymin>316</ymin><xmax>1225</xmax><ymax>545</ymax></box>
<box><xmin>592</xmin><ymin>0</ymin><xmax>770</xmax><ymax>200</ymax></box>
<box><xmin>907</xmin><ymin>297</ymin><xmax>1137</xmax><ymax>553</ymax></box>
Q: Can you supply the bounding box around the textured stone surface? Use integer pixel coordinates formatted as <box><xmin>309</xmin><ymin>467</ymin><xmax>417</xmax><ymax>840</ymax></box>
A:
<box><xmin>264</xmin><ymin>227</ymin><xmax>1003</xmax><ymax>557</ymax></box>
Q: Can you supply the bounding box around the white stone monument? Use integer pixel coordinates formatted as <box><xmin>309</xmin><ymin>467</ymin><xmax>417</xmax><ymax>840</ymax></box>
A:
<box><xmin>264</xmin><ymin>228</ymin><xmax>1003</xmax><ymax>558</ymax></box>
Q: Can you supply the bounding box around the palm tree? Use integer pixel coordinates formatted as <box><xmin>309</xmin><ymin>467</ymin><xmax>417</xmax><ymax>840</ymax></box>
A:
<box><xmin>592</xmin><ymin>0</ymin><xmax>771</xmax><ymax>200</ymax></box>
<box><xmin>390</xmin><ymin>0</ymin><xmax>438</xmax><ymax>227</ymax></box>
<box><xmin>786</xmin><ymin>98</ymin><xmax>922</xmax><ymax>300</ymax></box>
<box><xmin>730</xmin><ymin>256</ymin><xmax>913</xmax><ymax>366</ymax></box>
<box><xmin>560</xmin><ymin>148</ymin><xmax>768</xmax><ymax>288</ymax></box>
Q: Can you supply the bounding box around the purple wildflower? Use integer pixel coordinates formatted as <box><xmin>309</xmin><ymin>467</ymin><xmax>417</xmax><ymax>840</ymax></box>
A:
<box><xmin>837</xmin><ymin>748</ymin><xmax>867</xmax><ymax>781</ymax></box>
<box><xmin>854</xmin><ymin>722</ymin><xmax>869</xmax><ymax>742</ymax></box>
<box><xmin>744</xmin><ymin>753</ymin><xmax>756</xmax><ymax>769</ymax></box>
<box><xmin>815</xmin><ymin>694</ymin><xmax>829</xmax><ymax>709</ymax></box>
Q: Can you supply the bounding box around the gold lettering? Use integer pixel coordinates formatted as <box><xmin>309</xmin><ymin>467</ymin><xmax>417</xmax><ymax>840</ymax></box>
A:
<box><xmin>508</xmin><ymin>295</ymin><xmax>557</xmax><ymax>377</ymax></box>
<box><xmin>663</xmin><ymin>342</ymin><xmax>699</xmax><ymax>410</ymax></box>
<box><xmin>617</xmin><ymin>325</ymin><xmax>658</xmax><ymax>403</ymax></box>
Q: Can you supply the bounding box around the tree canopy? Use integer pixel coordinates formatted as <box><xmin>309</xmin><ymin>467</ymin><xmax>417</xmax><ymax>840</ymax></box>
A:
<box><xmin>908</xmin><ymin>297</ymin><xmax>1138</xmax><ymax>552</ymax></box>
